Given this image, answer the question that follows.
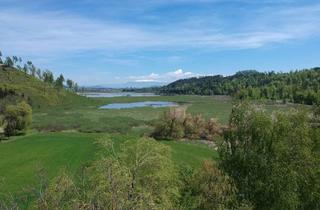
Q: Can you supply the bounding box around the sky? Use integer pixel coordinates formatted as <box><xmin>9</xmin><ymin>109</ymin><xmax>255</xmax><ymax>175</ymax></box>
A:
<box><xmin>0</xmin><ymin>0</ymin><xmax>320</xmax><ymax>86</ymax></box>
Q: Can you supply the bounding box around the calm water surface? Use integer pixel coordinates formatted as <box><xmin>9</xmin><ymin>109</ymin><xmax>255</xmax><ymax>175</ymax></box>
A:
<box><xmin>100</xmin><ymin>101</ymin><xmax>178</xmax><ymax>109</ymax></box>
<box><xmin>79</xmin><ymin>92</ymin><xmax>158</xmax><ymax>98</ymax></box>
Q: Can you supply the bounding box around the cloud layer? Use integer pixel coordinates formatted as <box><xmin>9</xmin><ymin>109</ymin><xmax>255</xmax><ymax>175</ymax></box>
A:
<box><xmin>129</xmin><ymin>69</ymin><xmax>197</xmax><ymax>83</ymax></box>
<box><xmin>1</xmin><ymin>2</ymin><xmax>320</xmax><ymax>57</ymax></box>
<box><xmin>1</xmin><ymin>0</ymin><xmax>320</xmax><ymax>85</ymax></box>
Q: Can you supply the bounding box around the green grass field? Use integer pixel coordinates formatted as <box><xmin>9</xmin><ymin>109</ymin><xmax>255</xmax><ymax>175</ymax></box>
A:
<box><xmin>1</xmin><ymin>94</ymin><xmax>298</xmax><ymax>195</ymax></box>
<box><xmin>0</xmin><ymin>132</ymin><xmax>217</xmax><ymax>194</ymax></box>
<box><xmin>0</xmin><ymin>133</ymin><xmax>98</xmax><ymax>193</ymax></box>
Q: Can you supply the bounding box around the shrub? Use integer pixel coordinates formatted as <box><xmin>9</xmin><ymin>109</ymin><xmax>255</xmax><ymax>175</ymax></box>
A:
<box><xmin>4</xmin><ymin>101</ymin><xmax>32</xmax><ymax>137</ymax></box>
<box><xmin>204</xmin><ymin>118</ymin><xmax>223</xmax><ymax>141</ymax></box>
<box><xmin>183</xmin><ymin>114</ymin><xmax>205</xmax><ymax>139</ymax></box>
<box><xmin>153</xmin><ymin>108</ymin><xmax>222</xmax><ymax>141</ymax></box>
<box><xmin>152</xmin><ymin>109</ymin><xmax>185</xmax><ymax>139</ymax></box>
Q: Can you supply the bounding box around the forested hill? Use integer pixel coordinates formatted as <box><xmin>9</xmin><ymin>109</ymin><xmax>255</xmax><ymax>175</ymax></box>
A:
<box><xmin>160</xmin><ymin>68</ymin><xmax>320</xmax><ymax>105</ymax></box>
<box><xmin>0</xmin><ymin>65</ymin><xmax>82</xmax><ymax>112</ymax></box>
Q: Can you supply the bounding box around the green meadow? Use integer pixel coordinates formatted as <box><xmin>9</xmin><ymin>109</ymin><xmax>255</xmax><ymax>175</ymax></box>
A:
<box><xmin>1</xmin><ymin>94</ymin><xmax>296</xmax><ymax>194</ymax></box>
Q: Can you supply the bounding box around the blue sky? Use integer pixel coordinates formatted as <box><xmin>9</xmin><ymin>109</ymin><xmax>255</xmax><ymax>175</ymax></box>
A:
<box><xmin>0</xmin><ymin>0</ymin><xmax>320</xmax><ymax>86</ymax></box>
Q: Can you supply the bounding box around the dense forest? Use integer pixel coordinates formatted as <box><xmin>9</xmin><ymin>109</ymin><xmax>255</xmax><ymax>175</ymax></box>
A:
<box><xmin>160</xmin><ymin>68</ymin><xmax>320</xmax><ymax>105</ymax></box>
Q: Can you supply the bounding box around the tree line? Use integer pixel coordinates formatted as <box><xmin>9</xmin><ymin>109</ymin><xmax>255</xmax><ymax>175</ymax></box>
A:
<box><xmin>0</xmin><ymin>50</ymin><xmax>79</xmax><ymax>92</ymax></box>
<box><xmin>160</xmin><ymin>68</ymin><xmax>320</xmax><ymax>105</ymax></box>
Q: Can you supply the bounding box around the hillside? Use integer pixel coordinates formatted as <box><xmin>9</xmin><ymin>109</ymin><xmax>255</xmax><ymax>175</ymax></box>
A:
<box><xmin>0</xmin><ymin>65</ymin><xmax>84</xmax><ymax>111</ymax></box>
<box><xmin>160</xmin><ymin>68</ymin><xmax>320</xmax><ymax>105</ymax></box>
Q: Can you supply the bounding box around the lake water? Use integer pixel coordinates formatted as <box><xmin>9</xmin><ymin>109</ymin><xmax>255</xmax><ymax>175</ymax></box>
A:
<box><xmin>79</xmin><ymin>92</ymin><xmax>158</xmax><ymax>98</ymax></box>
<box><xmin>100</xmin><ymin>101</ymin><xmax>178</xmax><ymax>109</ymax></box>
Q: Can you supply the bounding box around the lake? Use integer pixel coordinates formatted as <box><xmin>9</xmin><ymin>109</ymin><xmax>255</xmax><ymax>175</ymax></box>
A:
<box><xmin>79</xmin><ymin>92</ymin><xmax>158</xmax><ymax>98</ymax></box>
<box><xmin>100</xmin><ymin>101</ymin><xmax>178</xmax><ymax>109</ymax></box>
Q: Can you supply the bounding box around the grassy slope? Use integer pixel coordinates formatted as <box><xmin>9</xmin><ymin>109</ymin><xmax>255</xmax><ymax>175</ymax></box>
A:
<box><xmin>162</xmin><ymin>140</ymin><xmax>219</xmax><ymax>167</ymax></box>
<box><xmin>0</xmin><ymin>66</ymin><xmax>87</xmax><ymax>109</ymax></box>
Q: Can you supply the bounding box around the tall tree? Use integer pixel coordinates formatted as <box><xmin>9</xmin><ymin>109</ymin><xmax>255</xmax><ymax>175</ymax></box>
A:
<box><xmin>66</xmin><ymin>79</ymin><xmax>74</xmax><ymax>90</ymax></box>
<box><xmin>36</xmin><ymin>68</ymin><xmax>42</xmax><ymax>80</ymax></box>
<box><xmin>43</xmin><ymin>70</ymin><xmax>54</xmax><ymax>84</ymax></box>
<box><xmin>12</xmin><ymin>56</ymin><xmax>18</xmax><ymax>66</ymax></box>
<box><xmin>0</xmin><ymin>50</ymin><xmax>3</xmax><ymax>64</ymax></box>
<box><xmin>23</xmin><ymin>64</ymin><xmax>28</xmax><ymax>75</ymax></box>
<box><xmin>4</xmin><ymin>57</ymin><xmax>14</xmax><ymax>67</ymax></box>
<box><xmin>30</xmin><ymin>64</ymin><xmax>36</xmax><ymax>77</ymax></box>
<box><xmin>54</xmin><ymin>74</ymin><xmax>65</xmax><ymax>89</ymax></box>
<box><xmin>219</xmin><ymin>102</ymin><xmax>320</xmax><ymax>210</ymax></box>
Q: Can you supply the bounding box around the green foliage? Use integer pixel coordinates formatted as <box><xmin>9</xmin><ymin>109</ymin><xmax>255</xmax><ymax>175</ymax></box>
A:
<box><xmin>54</xmin><ymin>74</ymin><xmax>65</xmax><ymax>89</ymax></box>
<box><xmin>191</xmin><ymin>160</ymin><xmax>238</xmax><ymax>210</ymax></box>
<box><xmin>4</xmin><ymin>101</ymin><xmax>32</xmax><ymax>137</ymax></box>
<box><xmin>93</xmin><ymin>137</ymin><xmax>179</xmax><ymax>209</ymax></box>
<box><xmin>160</xmin><ymin>68</ymin><xmax>320</xmax><ymax>105</ymax></box>
<box><xmin>42</xmin><ymin>70</ymin><xmax>54</xmax><ymax>84</ymax></box>
<box><xmin>153</xmin><ymin>109</ymin><xmax>185</xmax><ymax>139</ymax></box>
<box><xmin>37</xmin><ymin>170</ymin><xmax>77</xmax><ymax>210</ymax></box>
<box><xmin>31</xmin><ymin>137</ymin><xmax>180</xmax><ymax>209</ymax></box>
<box><xmin>219</xmin><ymin>102</ymin><xmax>320</xmax><ymax>210</ymax></box>
<box><xmin>178</xmin><ymin>160</ymin><xmax>253</xmax><ymax>210</ymax></box>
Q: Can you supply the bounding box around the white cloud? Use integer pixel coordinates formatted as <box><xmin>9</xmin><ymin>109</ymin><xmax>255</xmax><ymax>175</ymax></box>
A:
<box><xmin>0</xmin><ymin>3</ymin><xmax>320</xmax><ymax>58</ymax></box>
<box><xmin>129</xmin><ymin>69</ymin><xmax>199</xmax><ymax>83</ymax></box>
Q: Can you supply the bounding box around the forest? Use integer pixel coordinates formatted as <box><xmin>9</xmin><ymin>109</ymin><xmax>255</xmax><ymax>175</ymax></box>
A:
<box><xmin>160</xmin><ymin>69</ymin><xmax>320</xmax><ymax>105</ymax></box>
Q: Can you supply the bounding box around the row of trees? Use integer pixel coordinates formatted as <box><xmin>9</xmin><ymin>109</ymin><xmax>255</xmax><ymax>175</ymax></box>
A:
<box><xmin>160</xmin><ymin>69</ymin><xmax>320</xmax><ymax>105</ymax></box>
<box><xmin>152</xmin><ymin>107</ymin><xmax>223</xmax><ymax>141</ymax></box>
<box><xmin>0</xmin><ymin>50</ymin><xmax>79</xmax><ymax>92</ymax></box>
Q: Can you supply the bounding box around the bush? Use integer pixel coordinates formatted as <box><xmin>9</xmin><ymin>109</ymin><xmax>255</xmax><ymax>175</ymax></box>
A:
<box><xmin>152</xmin><ymin>109</ymin><xmax>185</xmax><ymax>140</ymax></box>
<box><xmin>4</xmin><ymin>101</ymin><xmax>32</xmax><ymax>137</ymax></box>
<box><xmin>184</xmin><ymin>114</ymin><xmax>206</xmax><ymax>139</ymax></box>
<box><xmin>152</xmin><ymin>108</ymin><xmax>222</xmax><ymax>141</ymax></box>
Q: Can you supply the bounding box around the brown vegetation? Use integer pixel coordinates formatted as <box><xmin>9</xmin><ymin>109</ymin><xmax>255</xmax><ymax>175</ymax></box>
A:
<box><xmin>152</xmin><ymin>107</ymin><xmax>225</xmax><ymax>141</ymax></box>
